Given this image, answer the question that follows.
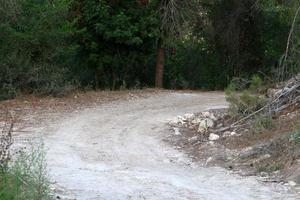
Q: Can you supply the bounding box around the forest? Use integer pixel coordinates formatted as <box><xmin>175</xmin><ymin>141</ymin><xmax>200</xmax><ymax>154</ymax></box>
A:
<box><xmin>0</xmin><ymin>0</ymin><xmax>299</xmax><ymax>100</ymax></box>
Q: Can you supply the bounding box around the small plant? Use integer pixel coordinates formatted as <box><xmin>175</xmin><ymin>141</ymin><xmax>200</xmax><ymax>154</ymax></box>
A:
<box><xmin>0</xmin><ymin>122</ymin><xmax>52</xmax><ymax>200</ymax></box>
<box><xmin>249</xmin><ymin>75</ymin><xmax>263</xmax><ymax>91</ymax></box>
<box><xmin>253</xmin><ymin>116</ymin><xmax>274</xmax><ymax>133</ymax></box>
<box><xmin>225</xmin><ymin>88</ymin><xmax>267</xmax><ymax>118</ymax></box>
<box><xmin>257</xmin><ymin>163</ymin><xmax>284</xmax><ymax>173</ymax></box>
<box><xmin>225</xmin><ymin>75</ymin><xmax>268</xmax><ymax>118</ymax></box>
<box><xmin>0</xmin><ymin>143</ymin><xmax>52</xmax><ymax>200</ymax></box>
<box><xmin>290</xmin><ymin>123</ymin><xmax>300</xmax><ymax>144</ymax></box>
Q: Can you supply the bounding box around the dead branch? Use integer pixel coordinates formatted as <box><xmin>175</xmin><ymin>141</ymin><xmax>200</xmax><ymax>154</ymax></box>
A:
<box><xmin>222</xmin><ymin>77</ymin><xmax>300</xmax><ymax>131</ymax></box>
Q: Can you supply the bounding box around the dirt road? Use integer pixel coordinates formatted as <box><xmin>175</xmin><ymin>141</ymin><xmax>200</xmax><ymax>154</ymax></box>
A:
<box><xmin>41</xmin><ymin>91</ymin><xmax>296</xmax><ymax>199</ymax></box>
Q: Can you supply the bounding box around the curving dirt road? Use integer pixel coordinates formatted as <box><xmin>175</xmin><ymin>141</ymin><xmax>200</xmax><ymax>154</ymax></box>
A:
<box><xmin>42</xmin><ymin>91</ymin><xmax>296</xmax><ymax>199</ymax></box>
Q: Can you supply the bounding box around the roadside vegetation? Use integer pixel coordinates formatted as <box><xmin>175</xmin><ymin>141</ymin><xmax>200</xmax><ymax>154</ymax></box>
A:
<box><xmin>290</xmin><ymin>123</ymin><xmax>300</xmax><ymax>144</ymax></box>
<box><xmin>0</xmin><ymin>119</ymin><xmax>52</xmax><ymax>200</ymax></box>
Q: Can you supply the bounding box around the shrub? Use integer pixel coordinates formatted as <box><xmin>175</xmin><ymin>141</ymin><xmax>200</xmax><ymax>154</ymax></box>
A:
<box><xmin>0</xmin><ymin>121</ymin><xmax>52</xmax><ymax>200</ymax></box>
<box><xmin>226</xmin><ymin>89</ymin><xmax>267</xmax><ymax>118</ymax></box>
<box><xmin>0</xmin><ymin>0</ymin><xmax>74</xmax><ymax>99</ymax></box>
<box><xmin>249</xmin><ymin>75</ymin><xmax>263</xmax><ymax>91</ymax></box>
<box><xmin>0</xmin><ymin>143</ymin><xmax>52</xmax><ymax>200</ymax></box>
<box><xmin>290</xmin><ymin>123</ymin><xmax>300</xmax><ymax>144</ymax></box>
<box><xmin>257</xmin><ymin>163</ymin><xmax>284</xmax><ymax>173</ymax></box>
<box><xmin>225</xmin><ymin>74</ymin><xmax>268</xmax><ymax>118</ymax></box>
<box><xmin>253</xmin><ymin>116</ymin><xmax>274</xmax><ymax>133</ymax></box>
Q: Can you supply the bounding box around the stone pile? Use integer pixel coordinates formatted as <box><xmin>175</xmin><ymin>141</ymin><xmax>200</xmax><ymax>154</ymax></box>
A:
<box><xmin>169</xmin><ymin>110</ymin><xmax>231</xmax><ymax>141</ymax></box>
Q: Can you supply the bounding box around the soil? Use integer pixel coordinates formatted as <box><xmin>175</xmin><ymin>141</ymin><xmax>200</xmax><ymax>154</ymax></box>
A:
<box><xmin>165</xmin><ymin>105</ymin><xmax>300</xmax><ymax>194</ymax></box>
<box><xmin>0</xmin><ymin>90</ymin><xmax>298</xmax><ymax>199</ymax></box>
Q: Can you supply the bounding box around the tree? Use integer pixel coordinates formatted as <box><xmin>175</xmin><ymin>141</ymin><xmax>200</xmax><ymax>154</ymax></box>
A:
<box><xmin>71</xmin><ymin>0</ymin><xmax>159</xmax><ymax>89</ymax></box>
<box><xmin>0</xmin><ymin>0</ymin><xmax>72</xmax><ymax>99</ymax></box>
<box><xmin>155</xmin><ymin>0</ymin><xmax>196</xmax><ymax>88</ymax></box>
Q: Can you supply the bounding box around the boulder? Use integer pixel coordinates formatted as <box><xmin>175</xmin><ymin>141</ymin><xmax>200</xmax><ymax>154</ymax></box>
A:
<box><xmin>183</xmin><ymin>113</ymin><xmax>195</xmax><ymax>121</ymax></box>
<box><xmin>197</xmin><ymin>118</ymin><xmax>214</xmax><ymax>133</ymax></box>
<box><xmin>200</xmin><ymin>118</ymin><xmax>214</xmax><ymax>128</ymax></box>
<box><xmin>173</xmin><ymin>127</ymin><xmax>181</xmax><ymax>135</ymax></box>
<box><xmin>191</xmin><ymin>118</ymin><xmax>202</xmax><ymax>125</ymax></box>
<box><xmin>209</xmin><ymin>133</ymin><xmax>220</xmax><ymax>141</ymax></box>
<box><xmin>230</xmin><ymin>131</ymin><xmax>237</xmax><ymax>136</ymax></box>
<box><xmin>223</xmin><ymin>131</ymin><xmax>231</xmax><ymax>137</ymax></box>
<box><xmin>201</xmin><ymin>111</ymin><xmax>217</xmax><ymax>121</ymax></box>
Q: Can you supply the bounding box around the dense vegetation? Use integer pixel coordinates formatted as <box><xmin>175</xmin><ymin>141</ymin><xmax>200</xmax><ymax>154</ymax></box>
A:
<box><xmin>0</xmin><ymin>0</ymin><xmax>299</xmax><ymax>99</ymax></box>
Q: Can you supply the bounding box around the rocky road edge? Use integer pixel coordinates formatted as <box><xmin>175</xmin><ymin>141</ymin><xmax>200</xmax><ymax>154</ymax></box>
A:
<box><xmin>166</xmin><ymin>108</ymin><xmax>300</xmax><ymax>193</ymax></box>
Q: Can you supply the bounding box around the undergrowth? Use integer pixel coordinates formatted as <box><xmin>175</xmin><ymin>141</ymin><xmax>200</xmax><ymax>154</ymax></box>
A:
<box><xmin>0</xmin><ymin>125</ymin><xmax>52</xmax><ymax>200</ymax></box>
<box><xmin>225</xmin><ymin>75</ymin><xmax>267</xmax><ymax>118</ymax></box>
<box><xmin>290</xmin><ymin>123</ymin><xmax>300</xmax><ymax>144</ymax></box>
<box><xmin>253</xmin><ymin>116</ymin><xmax>274</xmax><ymax>133</ymax></box>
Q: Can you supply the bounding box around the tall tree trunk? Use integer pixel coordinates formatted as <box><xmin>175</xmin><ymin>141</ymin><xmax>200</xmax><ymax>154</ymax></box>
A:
<box><xmin>95</xmin><ymin>68</ymin><xmax>99</xmax><ymax>90</ymax></box>
<box><xmin>155</xmin><ymin>39</ymin><xmax>165</xmax><ymax>88</ymax></box>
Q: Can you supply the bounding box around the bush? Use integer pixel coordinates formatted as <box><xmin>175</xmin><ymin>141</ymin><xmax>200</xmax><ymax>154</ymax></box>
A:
<box><xmin>225</xmin><ymin>75</ymin><xmax>268</xmax><ymax>118</ymax></box>
<box><xmin>0</xmin><ymin>143</ymin><xmax>52</xmax><ymax>200</ymax></box>
<box><xmin>225</xmin><ymin>88</ymin><xmax>267</xmax><ymax>118</ymax></box>
<box><xmin>249</xmin><ymin>75</ymin><xmax>263</xmax><ymax>91</ymax></box>
<box><xmin>257</xmin><ymin>163</ymin><xmax>284</xmax><ymax>173</ymax></box>
<box><xmin>0</xmin><ymin>122</ymin><xmax>52</xmax><ymax>200</ymax></box>
<box><xmin>0</xmin><ymin>0</ymin><xmax>74</xmax><ymax>99</ymax></box>
<box><xmin>290</xmin><ymin>123</ymin><xmax>300</xmax><ymax>144</ymax></box>
<box><xmin>253</xmin><ymin>116</ymin><xmax>274</xmax><ymax>133</ymax></box>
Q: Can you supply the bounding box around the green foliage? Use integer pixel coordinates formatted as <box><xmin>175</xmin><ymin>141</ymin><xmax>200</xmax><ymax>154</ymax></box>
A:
<box><xmin>0</xmin><ymin>144</ymin><xmax>52</xmax><ymax>200</ymax></box>
<box><xmin>225</xmin><ymin>80</ymin><xmax>267</xmax><ymax>118</ymax></box>
<box><xmin>257</xmin><ymin>163</ymin><xmax>284</xmax><ymax>173</ymax></box>
<box><xmin>71</xmin><ymin>0</ymin><xmax>160</xmax><ymax>89</ymax></box>
<box><xmin>165</xmin><ymin>33</ymin><xmax>225</xmax><ymax>89</ymax></box>
<box><xmin>249</xmin><ymin>75</ymin><xmax>263</xmax><ymax>91</ymax></box>
<box><xmin>0</xmin><ymin>0</ymin><xmax>298</xmax><ymax>97</ymax></box>
<box><xmin>290</xmin><ymin>123</ymin><xmax>300</xmax><ymax>144</ymax></box>
<box><xmin>253</xmin><ymin>116</ymin><xmax>274</xmax><ymax>133</ymax></box>
<box><xmin>0</xmin><ymin>0</ymin><xmax>74</xmax><ymax>99</ymax></box>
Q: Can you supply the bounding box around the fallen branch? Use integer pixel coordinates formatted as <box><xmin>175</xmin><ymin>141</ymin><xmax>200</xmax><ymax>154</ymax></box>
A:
<box><xmin>226</xmin><ymin>80</ymin><xmax>300</xmax><ymax>129</ymax></box>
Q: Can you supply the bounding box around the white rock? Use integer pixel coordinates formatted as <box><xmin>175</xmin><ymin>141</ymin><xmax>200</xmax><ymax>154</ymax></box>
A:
<box><xmin>188</xmin><ymin>136</ymin><xmax>198</xmax><ymax>142</ymax></box>
<box><xmin>201</xmin><ymin>111</ymin><xmax>210</xmax><ymax>117</ymax></box>
<box><xmin>177</xmin><ymin>116</ymin><xmax>185</xmax><ymax>124</ymax></box>
<box><xmin>197</xmin><ymin>118</ymin><xmax>214</xmax><ymax>133</ymax></box>
<box><xmin>209</xmin><ymin>133</ymin><xmax>220</xmax><ymax>141</ymax></box>
<box><xmin>223</xmin><ymin>131</ymin><xmax>231</xmax><ymax>137</ymax></box>
<box><xmin>288</xmin><ymin>181</ymin><xmax>297</xmax><ymax>186</ymax></box>
<box><xmin>199</xmin><ymin>118</ymin><xmax>214</xmax><ymax>129</ymax></box>
<box><xmin>197</xmin><ymin>126</ymin><xmax>206</xmax><ymax>133</ymax></box>
<box><xmin>230</xmin><ymin>131</ymin><xmax>237</xmax><ymax>136</ymax></box>
<box><xmin>169</xmin><ymin>118</ymin><xmax>179</xmax><ymax>125</ymax></box>
<box><xmin>173</xmin><ymin>128</ymin><xmax>181</xmax><ymax>135</ymax></box>
<box><xmin>184</xmin><ymin>113</ymin><xmax>195</xmax><ymax>121</ymax></box>
<box><xmin>205</xmin><ymin>157</ymin><xmax>213</xmax><ymax>165</ymax></box>
<box><xmin>210</xmin><ymin>114</ymin><xmax>217</xmax><ymax>121</ymax></box>
<box><xmin>191</xmin><ymin>118</ymin><xmax>202</xmax><ymax>125</ymax></box>
<box><xmin>201</xmin><ymin>111</ymin><xmax>217</xmax><ymax>121</ymax></box>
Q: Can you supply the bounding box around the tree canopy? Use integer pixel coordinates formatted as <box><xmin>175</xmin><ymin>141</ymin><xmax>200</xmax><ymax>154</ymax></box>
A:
<box><xmin>0</xmin><ymin>0</ymin><xmax>299</xmax><ymax>99</ymax></box>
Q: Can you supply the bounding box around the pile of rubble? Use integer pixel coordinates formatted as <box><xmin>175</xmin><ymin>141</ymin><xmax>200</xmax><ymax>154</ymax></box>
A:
<box><xmin>169</xmin><ymin>109</ymin><xmax>234</xmax><ymax>141</ymax></box>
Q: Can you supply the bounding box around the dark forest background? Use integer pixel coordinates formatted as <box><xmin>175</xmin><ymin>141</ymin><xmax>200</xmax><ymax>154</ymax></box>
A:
<box><xmin>0</xmin><ymin>0</ymin><xmax>299</xmax><ymax>100</ymax></box>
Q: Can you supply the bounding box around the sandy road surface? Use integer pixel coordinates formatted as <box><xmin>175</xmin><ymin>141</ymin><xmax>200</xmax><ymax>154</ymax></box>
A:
<box><xmin>39</xmin><ymin>91</ymin><xmax>296</xmax><ymax>199</ymax></box>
